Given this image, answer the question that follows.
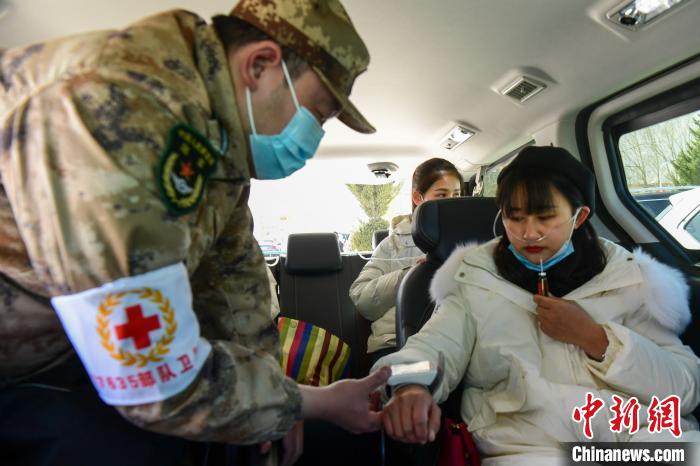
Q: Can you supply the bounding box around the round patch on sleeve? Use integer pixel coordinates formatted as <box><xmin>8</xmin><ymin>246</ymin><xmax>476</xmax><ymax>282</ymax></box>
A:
<box><xmin>156</xmin><ymin>124</ymin><xmax>219</xmax><ymax>216</ymax></box>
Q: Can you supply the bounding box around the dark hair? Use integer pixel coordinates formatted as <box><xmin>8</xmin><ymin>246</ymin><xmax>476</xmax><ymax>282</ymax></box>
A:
<box><xmin>212</xmin><ymin>15</ymin><xmax>309</xmax><ymax>80</ymax></box>
<box><xmin>411</xmin><ymin>158</ymin><xmax>465</xmax><ymax>211</ymax></box>
<box><xmin>493</xmin><ymin>165</ymin><xmax>607</xmax><ymax>296</ymax></box>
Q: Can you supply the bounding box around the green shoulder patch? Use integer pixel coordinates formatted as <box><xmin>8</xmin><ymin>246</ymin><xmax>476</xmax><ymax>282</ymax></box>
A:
<box><xmin>156</xmin><ymin>124</ymin><xmax>219</xmax><ymax>216</ymax></box>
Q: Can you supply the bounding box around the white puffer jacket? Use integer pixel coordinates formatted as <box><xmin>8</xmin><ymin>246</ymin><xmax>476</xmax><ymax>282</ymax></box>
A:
<box><xmin>350</xmin><ymin>215</ymin><xmax>422</xmax><ymax>353</ymax></box>
<box><xmin>375</xmin><ymin>238</ymin><xmax>700</xmax><ymax>464</ymax></box>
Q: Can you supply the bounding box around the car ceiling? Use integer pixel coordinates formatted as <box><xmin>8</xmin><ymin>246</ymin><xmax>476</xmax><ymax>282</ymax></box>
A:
<box><xmin>2</xmin><ymin>0</ymin><xmax>699</xmax><ymax>175</ymax></box>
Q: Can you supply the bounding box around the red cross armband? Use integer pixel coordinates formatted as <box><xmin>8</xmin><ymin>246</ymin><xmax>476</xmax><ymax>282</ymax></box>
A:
<box><xmin>51</xmin><ymin>263</ymin><xmax>211</xmax><ymax>406</ymax></box>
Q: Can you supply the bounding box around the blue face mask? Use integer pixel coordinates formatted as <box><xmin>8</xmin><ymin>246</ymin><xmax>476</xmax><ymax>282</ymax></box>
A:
<box><xmin>508</xmin><ymin>241</ymin><xmax>575</xmax><ymax>272</ymax></box>
<box><xmin>506</xmin><ymin>207</ymin><xmax>581</xmax><ymax>272</ymax></box>
<box><xmin>246</xmin><ymin>60</ymin><xmax>325</xmax><ymax>180</ymax></box>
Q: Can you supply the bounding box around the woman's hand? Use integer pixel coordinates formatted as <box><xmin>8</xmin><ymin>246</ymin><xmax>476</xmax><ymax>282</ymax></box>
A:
<box><xmin>533</xmin><ymin>295</ymin><xmax>608</xmax><ymax>360</ymax></box>
<box><xmin>382</xmin><ymin>384</ymin><xmax>441</xmax><ymax>444</ymax></box>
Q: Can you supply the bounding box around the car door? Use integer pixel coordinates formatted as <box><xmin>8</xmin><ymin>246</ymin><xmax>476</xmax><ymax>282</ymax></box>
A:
<box><xmin>577</xmin><ymin>59</ymin><xmax>700</xmax><ymax>383</ymax></box>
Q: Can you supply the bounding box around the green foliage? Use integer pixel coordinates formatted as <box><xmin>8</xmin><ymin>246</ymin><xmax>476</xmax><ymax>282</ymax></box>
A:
<box><xmin>346</xmin><ymin>183</ymin><xmax>402</xmax><ymax>251</ymax></box>
<box><xmin>619</xmin><ymin>116</ymin><xmax>689</xmax><ymax>188</ymax></box>
<box><xmin>350</xmin><ymin>217</ymin><xmax>389</xmax><ymax>252</ymax></box>
<box><xmin>346</xmin><ymin>183</ymin><xmax>402</xmax><ymax>217</ymax></box>
<box><xmin>672</xmin><ymin>117</ymin><xmax>700</xmax><ymax>186</ymax></box>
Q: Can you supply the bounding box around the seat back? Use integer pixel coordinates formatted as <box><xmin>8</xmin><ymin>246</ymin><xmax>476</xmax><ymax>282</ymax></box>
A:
<box><xmin>278</xmin><ymin>233</ymin><xmax>372</xmax><ymax>378</ymax></box>
<box><xmin>466</xmin><ymin>173</ymin><xmax>477</xmax><ymax>196</ymax></box>
<box><xmin>396</xmin><ymin>197</ymin><xmax>499</xmax><ymax>347</ymax></box>
<box><xmin>372</xmin><ymin>229</ymin><xmax>389</xmax><ymax>249</ymax></box>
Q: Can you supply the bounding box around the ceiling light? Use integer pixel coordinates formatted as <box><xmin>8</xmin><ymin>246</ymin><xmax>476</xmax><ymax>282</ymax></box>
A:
<box><xmin>607</xmin><ymin>0</ymin><xmax>688</xmax><ymax>30</ymax></box>
<box><xmin>367</xmin><ymin>162</ymin><xmax>399</xmax><ymax>180</ymax></box>
<box><xmin>439</xmin><ymin>124</ymin><xmax>476</xmax><ymax>151</ymax></box>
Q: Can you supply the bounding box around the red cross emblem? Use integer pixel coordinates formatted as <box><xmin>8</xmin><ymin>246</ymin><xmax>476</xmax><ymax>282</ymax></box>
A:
<box><xmin>115</xmin><ymin>304</ymin><xmax>161</xmax><ymax>350</ymax></box>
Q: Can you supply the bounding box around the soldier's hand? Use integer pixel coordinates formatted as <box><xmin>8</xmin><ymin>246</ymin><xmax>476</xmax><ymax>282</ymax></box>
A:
<box><xmin>299</xmin><ymin>366</ymin><xmax>391</xmax><ymax>434</ymax></box>
<box><xmin>326</xmin><ymin>367</ymin><xmax>391</xmax><ymax>433</ymax></box>
<box><xmin>260</xmin><ymin>441</ymin><xmax>273</xmax><ymax>456</ymax></box>
<box><xmin>280</xmin><ymin>420</ymin><xmax>304</xmax><ymax>466</ymax></box>
<box><xmin>257</xmin><ymin>420</ymin><xmax>303</xmax><ymax>466</ymax></box>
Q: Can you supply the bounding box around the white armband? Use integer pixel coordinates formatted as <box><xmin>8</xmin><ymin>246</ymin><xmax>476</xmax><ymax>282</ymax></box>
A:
<box><xmin>51</xmin><ymin>263</ymin><xmax>211</xmax><ymax>406</ymax></box>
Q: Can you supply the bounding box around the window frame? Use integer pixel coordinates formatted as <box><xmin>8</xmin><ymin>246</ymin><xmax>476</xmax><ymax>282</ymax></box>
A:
<box><xmin>682</xmin><ymin>206</ymin><xmax>700</xmax><ymax>244</ymax></box>
<box><xmin>478</xmin><ymin>140</ymin><xmax>534</xmax><ymax>197</ymax></box>
<box><xmin>600</xmin><ymin>76</ymin><xmax>700</xmax><ymax>262</ymax></box>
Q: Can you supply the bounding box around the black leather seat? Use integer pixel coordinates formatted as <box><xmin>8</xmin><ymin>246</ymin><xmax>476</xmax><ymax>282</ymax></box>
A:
<box><xmin>279</xmin><ymin>232</ymin><xmax>372</xmax><ymax>378</ymax></box>
<box><xmin>278</xmin><ymin>233</ymin><xmax>379</xmax><ymax>466</ymax></box>
<box><xmin>387</xmin><ymin>197</ymin><xmax>499</xmax><ymax>466</ymax></box>
<box><xmin>466</xmin><ymin>173</ymin><xmax>477</xmax><ymax>196</ymax></box>
<box><xmin>396</xmin><ymin>197</ymin><xmax>500</xmax><ymax>347</ymax></box>
<box><xmin>396</xmin><ymin>197</ymin><xmax>500</xmax><ymax>462</ymax></box>
<box><xmin>372</xmin><ymin>229</ymin><xmax>389</xmax><ymax>249</ymax></box>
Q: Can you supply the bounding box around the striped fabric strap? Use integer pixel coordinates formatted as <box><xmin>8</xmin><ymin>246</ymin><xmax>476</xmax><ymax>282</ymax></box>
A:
<box><xmin>278</xmin><ymin>317</ymin><xmax>351</xmax><ymax>387</ymax></box>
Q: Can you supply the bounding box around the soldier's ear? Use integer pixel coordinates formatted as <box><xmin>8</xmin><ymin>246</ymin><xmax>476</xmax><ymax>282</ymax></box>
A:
<box><xmin>238</xmin><ymin>41</ymin><xmax>283</xmax><ymax>91</ymax></box>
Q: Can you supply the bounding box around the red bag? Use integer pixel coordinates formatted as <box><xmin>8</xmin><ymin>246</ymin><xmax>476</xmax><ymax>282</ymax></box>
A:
<box><xmin>436</xmin><ymin>417</ymin><xmax>481</xmax><ymax>466</ymax></box>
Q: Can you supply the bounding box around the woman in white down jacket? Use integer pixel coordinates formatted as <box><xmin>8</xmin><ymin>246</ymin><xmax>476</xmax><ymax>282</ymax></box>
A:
<box><xmin>350</xmin><ymin>158</ymin><xmax>463</xmax><ymax>362</ymax></box>
<box><xmin>376</xmin><ymin>146</ymin><xmax>700</xmax><ymax>465</ymax></box>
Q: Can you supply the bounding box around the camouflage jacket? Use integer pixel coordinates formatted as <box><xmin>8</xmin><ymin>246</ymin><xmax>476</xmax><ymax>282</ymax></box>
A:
<box><xmin>0</xmin><ymin>10</ymin><xmax>300</xmax><ymax>444</ymax></box>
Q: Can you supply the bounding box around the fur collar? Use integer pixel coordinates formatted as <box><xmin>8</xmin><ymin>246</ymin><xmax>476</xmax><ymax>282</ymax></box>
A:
<box><xmin>631</xmin><ymin>247</ymin><xmax>691</xmax><ymax>333</ymax></box>
<box><xmin>429</xmin><ymin>242</ymin><xmax>691</xmax><ymax>334</ymax></box>
<box><xmin>429</xmin><ymin>243</ymin><xmax>480</xmax><ymax>304</ymax></box>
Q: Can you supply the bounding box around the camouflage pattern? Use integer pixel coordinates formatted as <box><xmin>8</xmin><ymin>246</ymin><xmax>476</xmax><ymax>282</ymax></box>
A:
<box><xmin>0</xmin><ymin>10</ymin><xmax>300</xmax><ymax>443</ymax></box>
<box><xmin>231</xmin><ymin>0</ymin><xmax>375</xmax><ymax>133</ymax></box>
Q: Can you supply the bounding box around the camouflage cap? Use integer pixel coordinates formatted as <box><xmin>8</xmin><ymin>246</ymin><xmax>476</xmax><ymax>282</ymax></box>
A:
<box><xmin>230</xmin><ymin>0</ymin><xmax>375</xmax><ymax>134</ymax></box>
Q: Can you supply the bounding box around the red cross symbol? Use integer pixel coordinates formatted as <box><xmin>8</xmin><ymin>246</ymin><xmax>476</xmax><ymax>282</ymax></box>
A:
<box><xmin>115</xmin><ymin>304</ymin><xmax>161</xmax><ymax>350</ymax></box>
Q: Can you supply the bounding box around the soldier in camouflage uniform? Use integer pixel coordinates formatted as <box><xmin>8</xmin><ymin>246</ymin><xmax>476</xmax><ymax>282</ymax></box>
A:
<box><xmin>0</xmin><ymin>1</ymin><xmax>389</xmax><ymax>465</ymax></box>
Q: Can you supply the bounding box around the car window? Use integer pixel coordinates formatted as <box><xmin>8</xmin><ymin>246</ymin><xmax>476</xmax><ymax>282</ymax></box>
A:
<box><xmin>479</xmin><ymin>147</ymin><xmax>529</xmax><ymax>198</ymax></box>
<box><xmin>617</xmin><ymin>110</ymin><xmax>700</xmax><ymax>249</ymax></box>
<box><xmin>249</xmin><ymin>160</ymin><xmax>410</xmax><ymax>256</ymax></box>
<box><xmin>481</xmin><ymin>165</ymin><xmax>503</xmax><ymax>197</ymax></box>
<box><xmin>684</xmin><ymin>209</ymin><xmax>700</xmax><ymax>242</ymax></box>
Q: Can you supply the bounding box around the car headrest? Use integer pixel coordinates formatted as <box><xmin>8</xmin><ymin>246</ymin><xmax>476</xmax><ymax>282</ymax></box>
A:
<box><xmin>285</xmin><ymin>233</ymin><xmax>342</xmax><ymax>274</ymax></box>
<box><xmin>372</xmin><ymin>229</ymin><xmax>389</xmax><ymax>249</ymax></box>
<box><xmin>412</xmin><ymin>197</ymin><xmax>500</xmax><ymax>261</ymax></box>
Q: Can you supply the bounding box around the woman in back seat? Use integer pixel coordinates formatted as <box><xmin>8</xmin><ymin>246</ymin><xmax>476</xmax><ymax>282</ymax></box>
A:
<box><xmin>377</xmin><ymin>146</ymin><xmax>700</xmax><ymax>465</ymax></box>
<box><xmin>350</xmin><ymin>158</ymin><xmax>463</xmax><ymax>362</ymax></box>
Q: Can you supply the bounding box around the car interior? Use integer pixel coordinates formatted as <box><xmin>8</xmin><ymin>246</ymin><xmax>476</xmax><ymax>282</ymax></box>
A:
<box><xmin>2</xmin><ymin>0</ymin><xmax>700</xmax><ymax>464</ymax></box>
